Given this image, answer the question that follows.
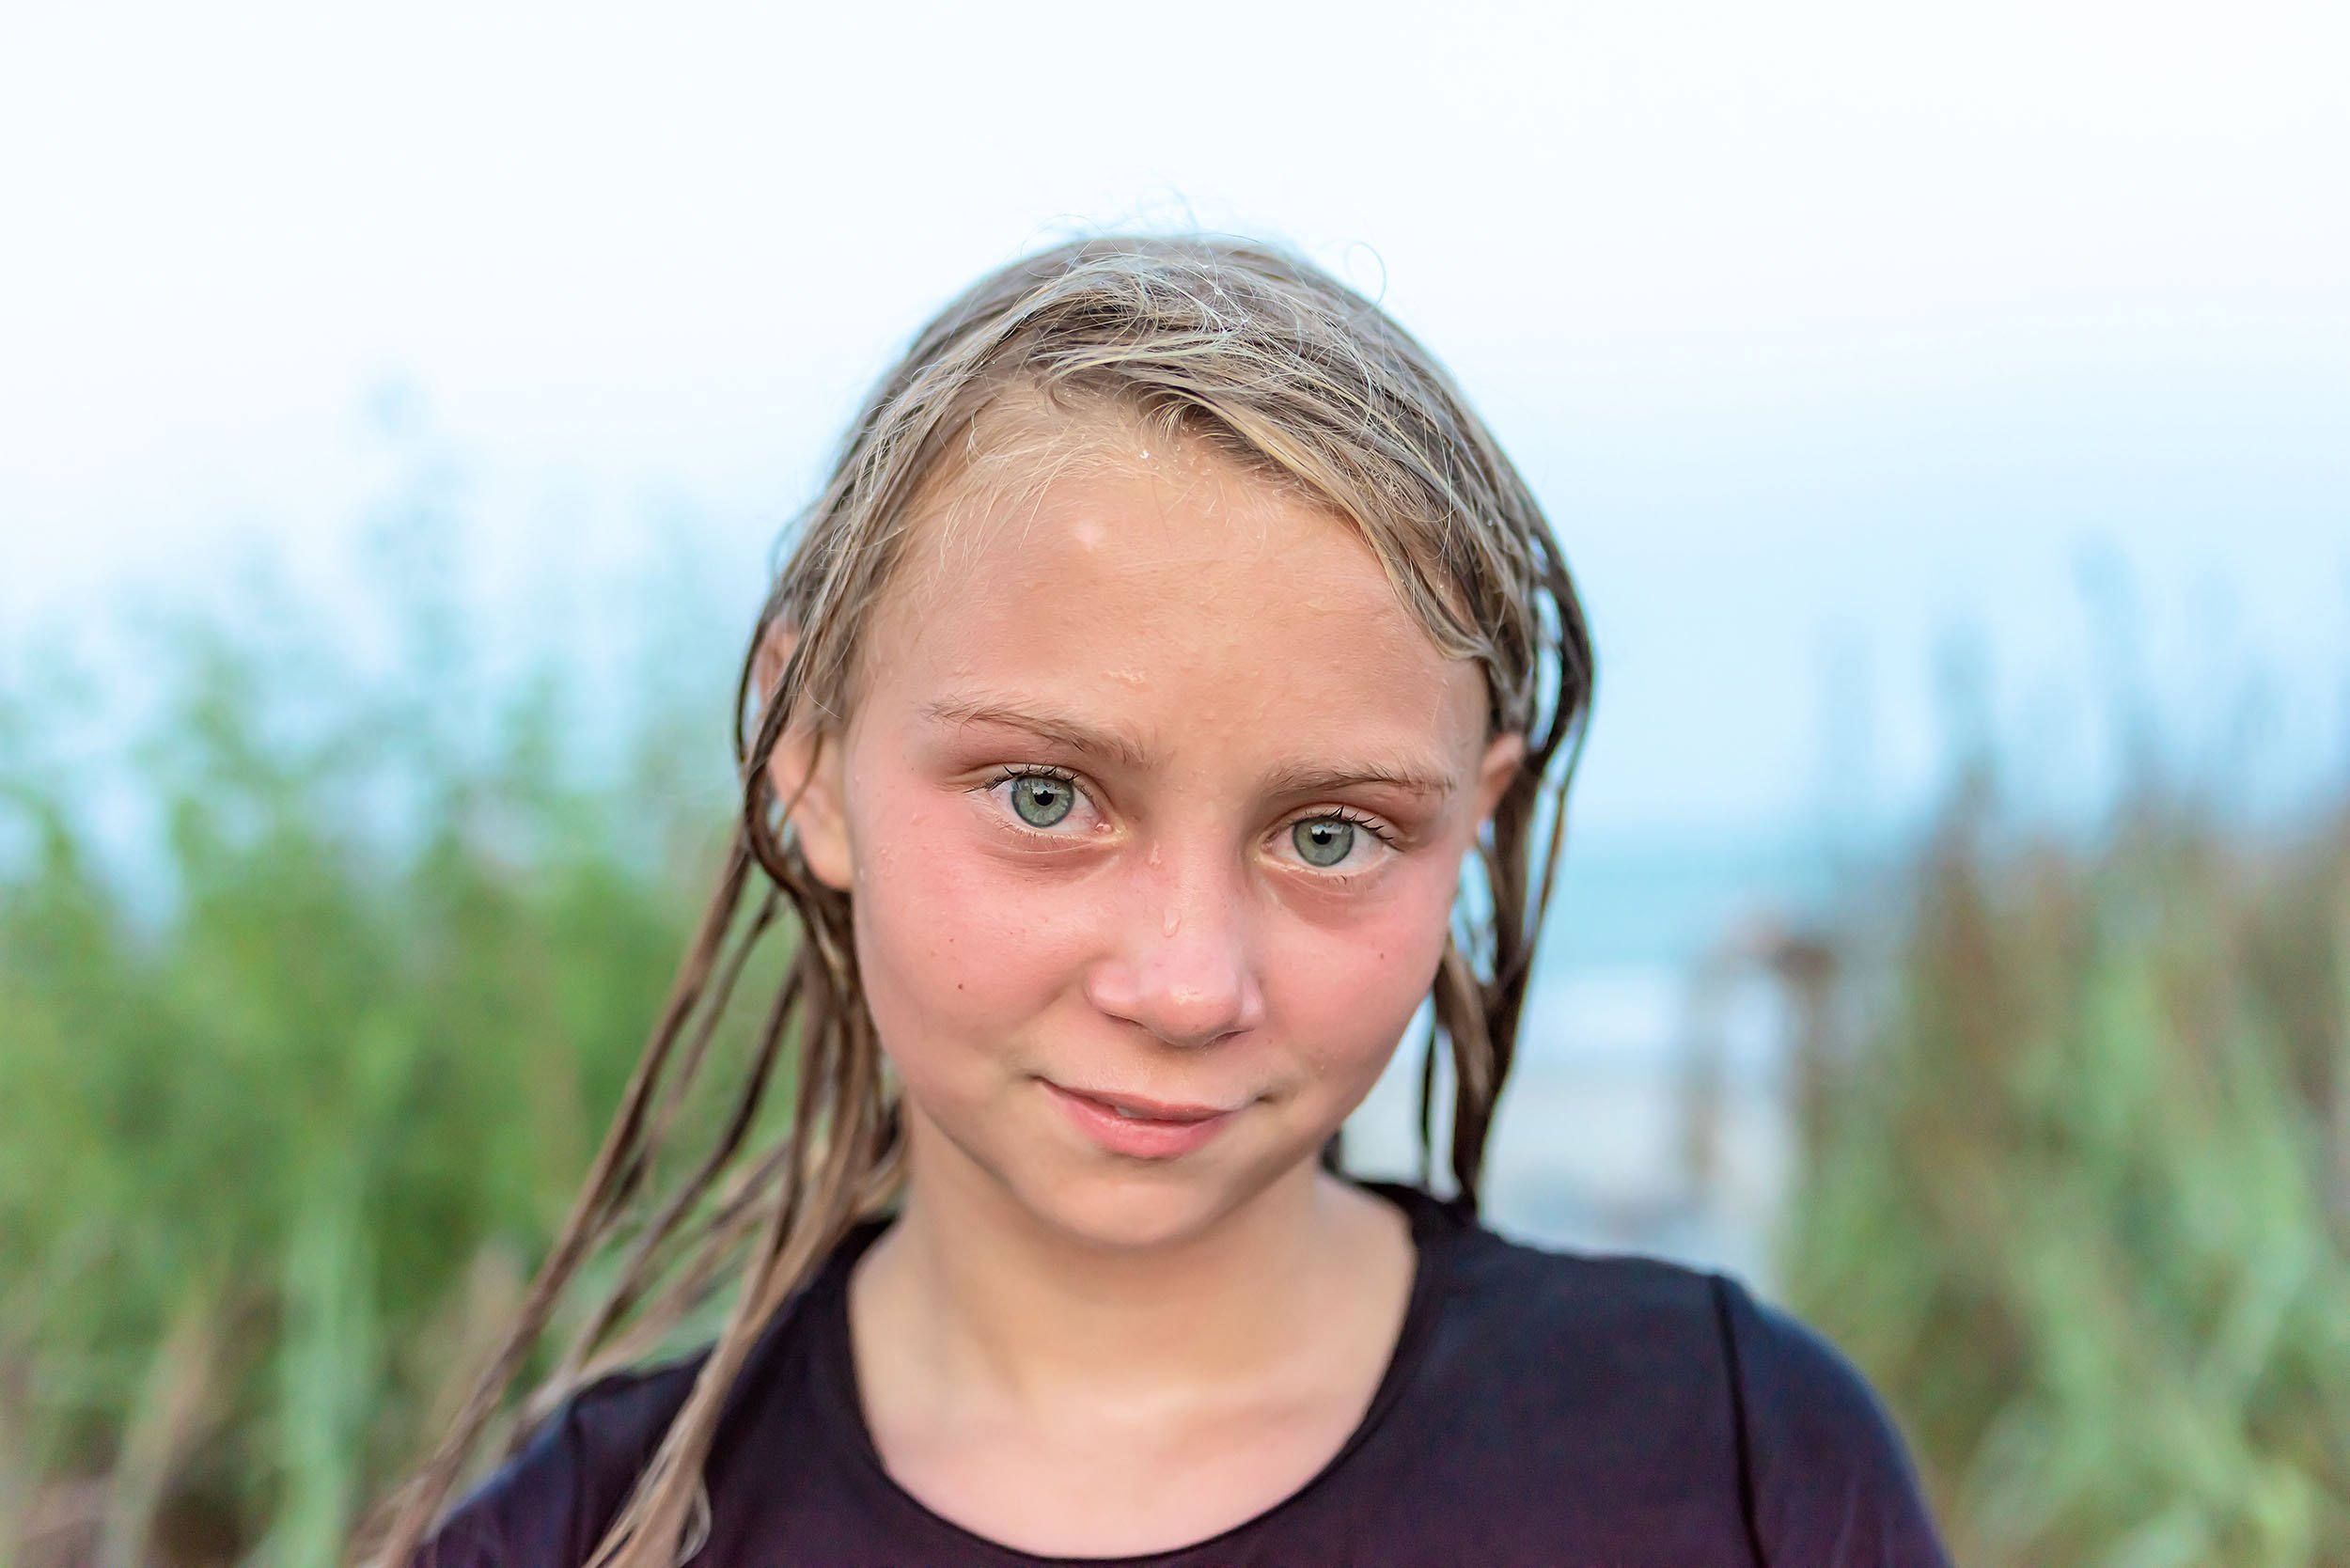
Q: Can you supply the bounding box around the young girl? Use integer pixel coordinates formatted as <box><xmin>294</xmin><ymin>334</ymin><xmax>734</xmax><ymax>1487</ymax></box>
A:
<box><xmin>379</xmin><ymin>236</ymin><xmax>1951</xmax><ymax>1567</ymax></box>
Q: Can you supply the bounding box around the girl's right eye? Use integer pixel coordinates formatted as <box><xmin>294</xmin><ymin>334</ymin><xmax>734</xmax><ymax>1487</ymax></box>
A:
<box><xmin>981</xmin><ymin>767</ymin><xmax>1102</xmax><ymax>836</ymax></box>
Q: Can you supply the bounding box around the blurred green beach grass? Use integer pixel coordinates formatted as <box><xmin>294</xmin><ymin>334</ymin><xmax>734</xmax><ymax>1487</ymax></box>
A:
<box><xmin>1784</xmin><ymin>766</ymin><xmax>2350</xmax><ymax>1565</ymax></box>
<box><xmin>0</xmin><ymin>549</ymin><xmax>765</xmax><ymax>1566</ymax></box>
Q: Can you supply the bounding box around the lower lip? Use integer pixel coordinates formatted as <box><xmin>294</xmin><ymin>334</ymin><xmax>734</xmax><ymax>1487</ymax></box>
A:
<box><xmin>1044</xmin><ymin>1082</ymin><xmax>1240</xmax><ymax>1159</ymax></box>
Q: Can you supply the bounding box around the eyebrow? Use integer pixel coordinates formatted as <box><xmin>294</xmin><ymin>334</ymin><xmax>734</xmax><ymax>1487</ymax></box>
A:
<box><xmin>919</xmin><ymin>697</ymin><xmax>1153</xmax><ymax>772</ymax></box>
<box><xmin>1259</xmin><ymin>759</ymin><xmax>1462</xmax><ymax>804</ymax></box>
<box><xmin>919</xmin><ymin>695</ymin><xmax>1459</xmax><ymax>801</ymax></box>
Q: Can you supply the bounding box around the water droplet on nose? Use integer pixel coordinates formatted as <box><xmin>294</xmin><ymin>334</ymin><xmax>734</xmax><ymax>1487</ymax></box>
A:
<box><xmin>1147</xmin><ymin>845</ymin><xmax>1162</xmax><ymax>869</ymax></box>
<box><xmin>1164</xmin><ymin>908</ymin><xmax>1181</xmax><ymax>936</ymax></box>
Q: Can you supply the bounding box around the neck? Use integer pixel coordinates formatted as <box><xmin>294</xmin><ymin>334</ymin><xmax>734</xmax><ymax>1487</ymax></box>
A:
<box><xmin>856</xmin><ymin>1129</ymin><xmax>1396</xmax><ymax>1412</ymax></box>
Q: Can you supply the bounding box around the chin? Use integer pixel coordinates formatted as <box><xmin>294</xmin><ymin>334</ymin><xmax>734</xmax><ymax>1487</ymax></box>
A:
<box><xmin>1009</xmin><ymin>1163</ymin><xmax>1261</xmax><ymax>1252</ymax></box>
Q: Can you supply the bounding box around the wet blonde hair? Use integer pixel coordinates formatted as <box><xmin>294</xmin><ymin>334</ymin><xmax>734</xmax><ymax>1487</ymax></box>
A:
<box><xmin>370</xmin><ymin>234</ymin><xmax>1595</xmax><ymax>1568</ymax></box>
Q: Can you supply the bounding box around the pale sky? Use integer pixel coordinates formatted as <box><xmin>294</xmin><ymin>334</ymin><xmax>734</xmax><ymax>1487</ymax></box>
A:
<box><xmin>3</xmin><ymin>0</ymin><xmax>2345</xmax><ymax>845</ymax></box>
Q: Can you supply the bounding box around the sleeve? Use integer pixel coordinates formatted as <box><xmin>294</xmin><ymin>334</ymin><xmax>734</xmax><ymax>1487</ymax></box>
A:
<box><xmin>1709</xmin><ymin>1273</ymin><xmax>1955</xmax><ymax>1568</ymax></box>
<box><xmin>408</xmin><ymin>1400</ymin><xmax>593</xmax><ymax>1568</ymax></box>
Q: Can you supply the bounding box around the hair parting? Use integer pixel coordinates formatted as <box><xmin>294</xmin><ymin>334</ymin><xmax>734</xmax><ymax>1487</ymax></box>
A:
<box><xmin>364</xmin><ymin>233</ymin><xmax>1594</xmax><ymax>1568</ymax></box>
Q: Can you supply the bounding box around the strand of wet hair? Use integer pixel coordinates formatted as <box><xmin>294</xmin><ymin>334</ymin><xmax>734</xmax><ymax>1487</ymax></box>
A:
<box><xmin>533</xmin><ymin>916</ymin><xmax>798</xmax><ymax>1421</ymax></box>
<box><xmin>599</xmin><ymin>886</ymin><xmax>785</xmax><ymax>1226</ymax></box>
<box><xmin>364</xmin><ymin>836</ymin><xmax>757</xmax><ymax>1567</ymax></box>
<box><xmin>581</xmin><ymin>946</ymin><xmax>885</xmax><ymax>1568</ymax></box>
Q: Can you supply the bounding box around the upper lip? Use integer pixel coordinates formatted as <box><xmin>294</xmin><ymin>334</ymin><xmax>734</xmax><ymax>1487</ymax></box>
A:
<box><xmin>1048</xmin><ymin>1082</ymin><xmax>1240</xmax><ymax>1121</ymax></box>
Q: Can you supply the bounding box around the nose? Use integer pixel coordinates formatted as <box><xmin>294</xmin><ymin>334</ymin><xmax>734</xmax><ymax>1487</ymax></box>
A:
<box><xmin>1082</xmin><ymin>843</ymin><xmax>1268</xmax><ymax>1050</ymax></box>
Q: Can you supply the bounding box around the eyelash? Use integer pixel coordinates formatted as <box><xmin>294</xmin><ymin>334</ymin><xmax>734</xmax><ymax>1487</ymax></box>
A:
<box><xmin>979</xmin><ymin>764</ymin><xmax>1091</xmax><ymax>827</ymax></box>
<box><xmin>1295</xmin><ymin>805</ymin><xmax>1399</xmax><ymax>850</ymax></box>
<box><xmin>989</xmin><ymin>762</ymin><xmax>1082</xmax><ymax>792</ymax></box>
<box><xmin>978</xmin><ymin>767</ymin><xmax>1400</xmax><ymax>862</ymax></box>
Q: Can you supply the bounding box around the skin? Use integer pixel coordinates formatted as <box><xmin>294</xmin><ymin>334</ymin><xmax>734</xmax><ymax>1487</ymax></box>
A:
<box><xmin>771</xmin><ymin>430</ymin><xmax>1523</xmax><ymax>1556</ymax></box>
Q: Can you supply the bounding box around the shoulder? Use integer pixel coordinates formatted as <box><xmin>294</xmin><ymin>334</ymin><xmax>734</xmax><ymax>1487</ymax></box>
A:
<box><xmin>1431</xmin><ymin>1225</ymin><xmax>1738</xmax><ymax>1480</ymax></box>
<box><xmin>408</xmin><ymin>1220</ymin><xmax>879</xmax><ymax>1567</ymax></box>
<box><xmin>410</xmin><ymin>1356</ymin><xmax>703</xmax><ymax>1568</ymax></box>
<box><xmin>1431</xmin><ymin>1215</ymin><xmax>1732</xmax><ymax>1384</ymax></box>
<box><xmin>1422</xmin><ymin>1215</ymin><xmax>1950</xmax><ymax>1564</ymax></box>
<box><xmin>1709</xmin><ymin>1273</ymin><xmax>1952</xmax><ymax>1566</ymax></box>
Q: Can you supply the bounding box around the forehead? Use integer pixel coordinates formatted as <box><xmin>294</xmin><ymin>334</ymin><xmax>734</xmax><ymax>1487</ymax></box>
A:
<box><xmin>858</xmin><ymin>434</ymin><xmax>1490</xmax><ymax>766</ymax></box>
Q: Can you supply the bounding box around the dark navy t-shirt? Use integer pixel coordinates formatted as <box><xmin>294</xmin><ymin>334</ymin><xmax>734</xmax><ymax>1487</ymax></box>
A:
<box><xmin>419</xmin><ymin>1182</ymin><xmax>1952</xmax><ymax>1566</ymax></box>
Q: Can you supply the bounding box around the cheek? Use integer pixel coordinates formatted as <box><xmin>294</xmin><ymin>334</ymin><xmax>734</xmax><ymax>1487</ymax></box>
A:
<box><xmin>845</xmin><ymin>788</ymin><xmax>1100</xmax><ymax>1072</ymax></box>
<box><xmin>1266</xmin><ymin>860</ymin><xmax>1460</xmax><ymax>1084</ymax></box>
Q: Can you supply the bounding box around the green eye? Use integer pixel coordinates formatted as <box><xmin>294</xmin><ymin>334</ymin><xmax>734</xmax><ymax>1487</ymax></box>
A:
<box><xmin>1292</xmin><ymin>818</ymin><xmax>1355</xmax><ymax>868</ymax></box>
<box><xmin>1010</xmin><ymin>775</ymin><xmax>1075</xmax><ymax>828</ymax></box>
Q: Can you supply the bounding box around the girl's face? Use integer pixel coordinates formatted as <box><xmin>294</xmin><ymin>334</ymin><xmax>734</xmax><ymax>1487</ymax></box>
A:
<box><xmin>781</xmin><ymin>435</ymin><xmax>1522</xmax><ymax>1250</ymax></box>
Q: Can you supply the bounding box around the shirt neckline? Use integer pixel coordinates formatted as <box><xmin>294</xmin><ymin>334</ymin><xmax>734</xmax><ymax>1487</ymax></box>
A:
<box><xmin>807</xmin><ymin>1179</ymin><xmax>1465</xmax><ymax>1566</ymax></box>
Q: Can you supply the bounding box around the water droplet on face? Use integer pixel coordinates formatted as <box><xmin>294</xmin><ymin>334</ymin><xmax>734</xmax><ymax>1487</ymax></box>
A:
<box><xmin>1164</xmin><ymin>907</ymin><xmax>1181</xmax><ymax>936</ymax></box>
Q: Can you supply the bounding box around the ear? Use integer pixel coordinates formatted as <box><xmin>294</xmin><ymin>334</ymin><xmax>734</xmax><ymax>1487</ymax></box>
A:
<box><xmin>756</xmin><ymin>624</ymin><xmax>856</xmax><ymax>892</ymax></box>
<box><xmin>1471</xmin><ymin>730</ymin><xmax>1528</xmax><ymax>827</ymax></box>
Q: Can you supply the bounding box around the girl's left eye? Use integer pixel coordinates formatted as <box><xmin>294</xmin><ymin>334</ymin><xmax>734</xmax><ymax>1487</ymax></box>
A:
<box><xmin>1008</xmin><ymin>773</ymin><xmax>1076</xmax><ymax>827</ymax></box>
<box><xmin>1277</xmin><ymin>812</ymin><xmax>1393</xmax><ymax>875</ymax></box>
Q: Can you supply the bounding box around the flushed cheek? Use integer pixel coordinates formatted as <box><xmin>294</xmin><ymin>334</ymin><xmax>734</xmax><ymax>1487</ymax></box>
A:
<box><xmin>851</xmin><ymin>821</ymin><xmax>1103</xmax><ymax>1079</ymax></box>
<box><xmin>1265</xmin><ymin>883</ymin><xmax>1455</xmax><ymax>1091</ymax></box>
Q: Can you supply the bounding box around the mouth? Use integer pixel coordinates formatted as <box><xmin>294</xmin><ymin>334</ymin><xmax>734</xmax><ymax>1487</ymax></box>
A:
<box><xmin>1042</xmin><ymin>1080</ymin><xmax>1245</xmax><ymax>1159</ymax></box>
